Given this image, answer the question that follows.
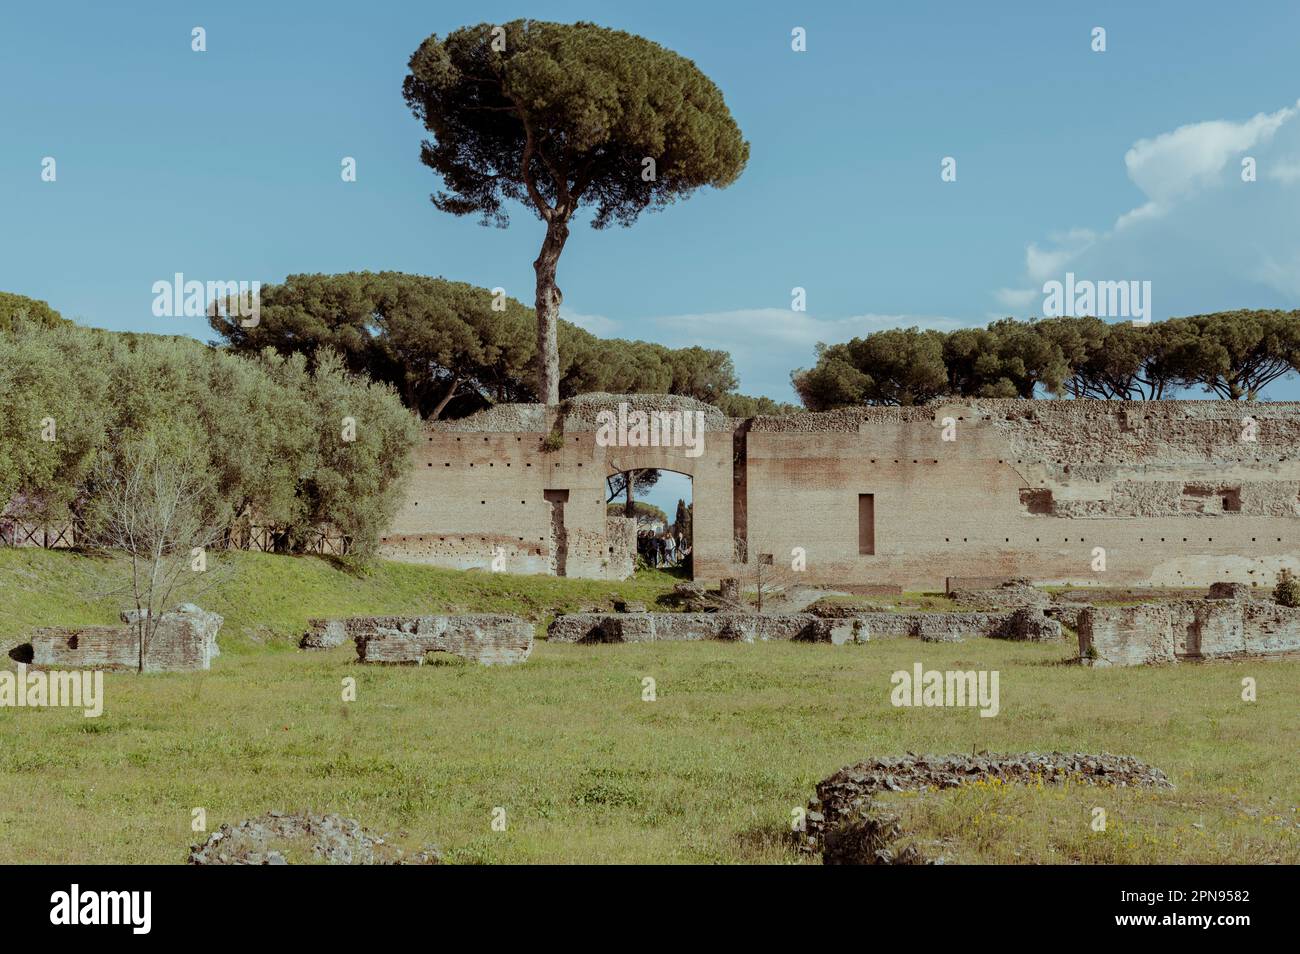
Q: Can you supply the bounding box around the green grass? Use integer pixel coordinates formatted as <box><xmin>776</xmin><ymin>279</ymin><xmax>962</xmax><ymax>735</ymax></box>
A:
<box><xmin>0</xmin><ymin>548</ymin><xmax>684</xmax><ymax>653</ymax></box>
<box><xmin>806</xmin><ymin>592</ymin><xmax>958</xmax><ymax>614</ymax></box>
<box><xmin>1</xmin><ymin>550</ymin><xmax>1296</xmax><ymax>864</ymax></box>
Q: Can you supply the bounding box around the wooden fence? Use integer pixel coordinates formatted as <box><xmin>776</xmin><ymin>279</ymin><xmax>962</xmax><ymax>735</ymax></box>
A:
<box><xmin>0</xmin><ymin>521</ymin><xmax>349</xmax><ymax>556</ymax></box>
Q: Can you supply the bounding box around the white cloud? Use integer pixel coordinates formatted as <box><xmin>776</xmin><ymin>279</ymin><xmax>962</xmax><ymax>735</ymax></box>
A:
<box><xmin>1113</xmin><ymin>200</ymin><xmax>1162</xmax><ymax>232</ymax></box>
<box><xmin>998</xmin><ymin>99</ymin><xmax>1300</xmax><ymax>320</ymax></box>
<box><xmin>1123</xmin><ymin>101</ymin><xmax>1298</xmax><ymax>209</ymax></box>
<box><xmin>995</xmin><ymin>288</ymin><xmax>1038</xmax><ymax>310</ymax></box>
<box><xmin>1252</xmin><ymin>252</ymin><xmax>1300</xmax><ymax>297</ymax></box>
<box><xmin>1025</xmin><ymin>229</ymin><xmax>1097</xmax><ymax>282</ymax></box>
<box><xmin>1266</xmin><ymin>159</ymin><xmax>1300</xmax><ymax>184</ymax></box>
<box><xmin>559</xmin><ymin>306</ymin><xmax>620</xmax><ymax>336</ymax></box>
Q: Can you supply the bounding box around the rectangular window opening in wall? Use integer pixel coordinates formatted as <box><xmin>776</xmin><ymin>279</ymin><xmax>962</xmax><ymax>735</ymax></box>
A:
<box><xmin>1181</xmin><ymin>484</ymin><xmax>1241</xmax><ymax>514</ymax></box>
<box><xmin>858</xmin><ymin>493</ymin><xmax>875</xmax><ymax>555</ymax></box>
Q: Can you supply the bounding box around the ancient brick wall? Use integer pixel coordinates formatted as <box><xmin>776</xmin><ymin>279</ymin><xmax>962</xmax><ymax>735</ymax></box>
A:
<box><xmin>741</xmin><ymin>399</ymin><xmax>1300</xmax><ymax>590</ymax></box>
<box><xmin>384</xmin><ymin>396</ymin><xmax>1300</xmax><ymax>591</ymax></box>
<box><xmin>382</xmin><ymin>395</ymin><xmax>735</xmax><ymax>581</ymax></box>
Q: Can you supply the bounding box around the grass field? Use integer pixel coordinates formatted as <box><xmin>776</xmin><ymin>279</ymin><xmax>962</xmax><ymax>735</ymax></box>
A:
<box><xmin>1</xmin><ymin>549</ymin><xmax>1296</xmax><ymax>864</ymax></box>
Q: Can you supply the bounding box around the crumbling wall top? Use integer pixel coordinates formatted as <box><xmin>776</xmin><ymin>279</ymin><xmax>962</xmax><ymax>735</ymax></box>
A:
<box><xmin>427</xmin><ymin>393</ymin><xmax>733</xmax><ymax>434</ymax></box>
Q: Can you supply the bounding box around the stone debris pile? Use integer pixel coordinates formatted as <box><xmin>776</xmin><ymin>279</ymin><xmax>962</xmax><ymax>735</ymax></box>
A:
<box><xmin>187</xmin><ymin>811</ymin><xmax>441</xmax><ymax>865</ymax></box>
<box><xmin>802</xmin><ymin>752</ymin><xmax>1173</xmax><ymax>864</ymax></box>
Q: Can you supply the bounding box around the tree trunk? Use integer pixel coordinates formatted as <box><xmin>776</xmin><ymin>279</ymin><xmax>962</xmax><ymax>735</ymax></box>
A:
<box><xmin>430</xmin><ymin>376</ymin><xmax>460</xmax><ymax>420</ymax></box>
<box><xmin>533</xmin><ymin>218</ymin><xmax>570</xmax><ymax>405</ymax></box>
<box><xmin>624</xmin><ymin>469</ymin><xmax>636</xmax><ymax>518</ymax></box>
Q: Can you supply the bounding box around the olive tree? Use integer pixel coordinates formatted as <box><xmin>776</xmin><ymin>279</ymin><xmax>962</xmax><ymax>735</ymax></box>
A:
<box><xmin>403</xmin><ymin>19</ymin><xmax>749</xmax><ymax>403</ymax></box>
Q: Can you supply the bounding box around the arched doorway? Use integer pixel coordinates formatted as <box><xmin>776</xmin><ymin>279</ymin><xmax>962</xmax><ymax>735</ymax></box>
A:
<box><xmin>606</xmin><ymin>467</ymin><xmax>693</xmax><ymax>576</ymax></box>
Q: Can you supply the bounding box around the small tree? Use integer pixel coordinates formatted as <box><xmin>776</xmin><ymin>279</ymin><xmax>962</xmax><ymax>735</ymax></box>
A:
<box><xmin>726</xmin><ymin>535</ymin><xmax>804</xmax><ymax>613</ymax></box>
<box><xmin>83</xmin><ymin>438</ymin><xmax>225</xmax><ymax>672</ymax></box>
<box><xmin>1274</xmin><ymin>568</ymin><xmax>1300</xmax><ymax>608</ymax></box>
<box><xmin>403</xmin><ymin>20</ymin><xmax>749</xmax><ymax>404</ymax></box>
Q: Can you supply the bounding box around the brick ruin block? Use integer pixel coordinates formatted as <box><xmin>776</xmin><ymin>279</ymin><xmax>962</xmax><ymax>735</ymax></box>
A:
<box><xmin>1239</xmin><ymin>601</ymin><xmax>1300</xmax><ymax>655</ymax></box>
<box><xmin>1078</xmin><ymin>605</ymin><xmax>1176</xmax><ymax>666</ymax></box>
<box><xmin>29</xmin><ymin>604</ymin><xmax>223</xmax><ymax>672</ymax></box>
<box><xmin>1079</xmin><ymin>597</ymin><xmax>1300</xmax><ymax>666</ymax></box>
<box><xmin>317</xmin><ymin>615</ymin><xmax>533</xmax><ymax>666</ymax></box>
<box><xmin>1207</xmin><ymin>581</ymin><xmax>1254</xmax><ymax>600</ymax></box>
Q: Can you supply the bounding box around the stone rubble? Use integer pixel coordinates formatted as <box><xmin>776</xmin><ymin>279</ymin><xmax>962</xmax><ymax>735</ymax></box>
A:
<box><xmin>187</xmin><ymin>811</ymin><xmax>441</xmax><ymax>865</ymax></box>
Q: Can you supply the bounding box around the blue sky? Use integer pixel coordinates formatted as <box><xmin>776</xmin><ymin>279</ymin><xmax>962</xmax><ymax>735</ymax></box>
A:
<box><xmin>4</xmin><ymin>0</ymin><xmax>1300</xmax><ymax>435</ymax></box>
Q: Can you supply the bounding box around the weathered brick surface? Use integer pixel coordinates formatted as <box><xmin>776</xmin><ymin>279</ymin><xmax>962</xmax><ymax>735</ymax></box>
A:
<box><xmin>301</xmin><ymin>618</ymin><xmax>348</xmax><ymax>649</ymax></box>
<box><xmin>1078</xmin><ymin>605</ymin><xmax>1175</xmax><ymax>666</ymax></box>
<box><xmin>29</xmin><ymin>604</ymin><xmax>222</xmax><ymax>672</ymax></box>
<box><xmin>545</xmin><ymin>610</ymin><xmax>1046</xmax><ymax>644</ymax></box>
<box><xmin>1208</xmin><ymin>582</ymin><xmax>1254</xmax><ymax>600</ymax></box>
<box><xmin>1079</xmin><ymin>598</ymin><xmax>1300</xmax><ymax>666</ymax></box>
<box><xmin>390</xmin><ymin>397</ymin><xmax>1300</xmax><ymax>591</ymax></box>
<box><xmin>1240</xmin><ymin>601</ymin><xmax>1300</xmax><ymax>655</ymax></box>
<box><xmin>336</xmin><ymin>615</ymin><xmax>533</xmax><ymax>666</ymax></box>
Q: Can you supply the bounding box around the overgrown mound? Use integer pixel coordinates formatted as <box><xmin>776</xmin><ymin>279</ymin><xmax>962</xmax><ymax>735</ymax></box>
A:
<box><xmin>187</xmin><ymin>811</ymin><xmax>440</xmax><ymax>865</ymax></box>
<box><xmin>802</xmin><ymin>752</ymin><xmax>1173</xmax><ymax>864</ymax></box>
<box><xmin>949</xmin><ymin>579</ymin><xmax>1055</xmax><ymax>611</ymax></box>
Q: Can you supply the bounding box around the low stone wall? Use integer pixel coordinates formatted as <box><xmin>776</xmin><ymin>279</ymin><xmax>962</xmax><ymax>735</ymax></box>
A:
<box><xmin>1079</xmin><ymin>596</ymin><xmax>1300</xmax><ymax>666</ymax></box>
<box><xmin>29</xmin><ymin>604</ymin><xmax>222</xmax><ymax>672</ymax></box>
<box><xmin>546</xmin><ymin>612</ymin><xmax>814</xmax><ymax>643</ymax></box>
<box><xmin>303</xmin><ymin>615</ymin><xmax>533</xmax><ymax>666</ymax></box>
<box><xmin>547</xmin><ymin>608</ymin><xmax>1061</xmax><ymax>644</ymax></box>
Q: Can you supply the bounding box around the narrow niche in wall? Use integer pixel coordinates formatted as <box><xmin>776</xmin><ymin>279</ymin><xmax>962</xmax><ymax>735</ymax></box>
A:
<box><xmin>858</xmin><ymin>493</ymin><xmax>875</xmax><ymax>555</ymax></box>
<box><xmin>544</xmin><ymin>489</ymin><xmax>570</xmax><ymax>577</ymax></box>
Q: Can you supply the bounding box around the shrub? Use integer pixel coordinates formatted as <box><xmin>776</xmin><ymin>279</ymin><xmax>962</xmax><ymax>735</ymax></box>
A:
<box><xmin>0</xmin><ymin>321</ymin><xmax>418</xmax><ymax>557</ymax></box>
<box><xmin>1273</xmin><ymin>569</ymin><xmax>1300</xmax><ymax>608</ymax></box>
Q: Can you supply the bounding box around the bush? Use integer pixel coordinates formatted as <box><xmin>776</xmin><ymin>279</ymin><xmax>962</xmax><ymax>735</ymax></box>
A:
<box><xmin>1273</xmin><ymin>569</ymin><xmax>1300</xmax><ymax>608</ymax></box>
<box><xmin>0</xmin><ymin>321</ymin><xmax>419</xmax><ymax>557</ymax></box>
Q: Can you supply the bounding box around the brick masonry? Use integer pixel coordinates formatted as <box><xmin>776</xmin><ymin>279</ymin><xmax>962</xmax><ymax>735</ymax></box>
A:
<box><xmin>29</xmin><ymin>604</ymin><xmax>223</xmax><ymax>672</ymax></box>
<box><xmin>1078</xmin><ymin>593</ymin><xmax>1300</xmax><ymax>666</ymax></box>
<box><xmin>383</xmin><ymin>396</ymin><xmax>1300</xmax><ymax>591</ymax></box>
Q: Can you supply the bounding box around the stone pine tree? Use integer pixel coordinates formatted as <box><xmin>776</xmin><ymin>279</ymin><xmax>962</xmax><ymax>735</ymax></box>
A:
<box><xmin>403</xmin><ymin>20</ymin><xmax>749</xmax><ymax>404</ymax></box>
